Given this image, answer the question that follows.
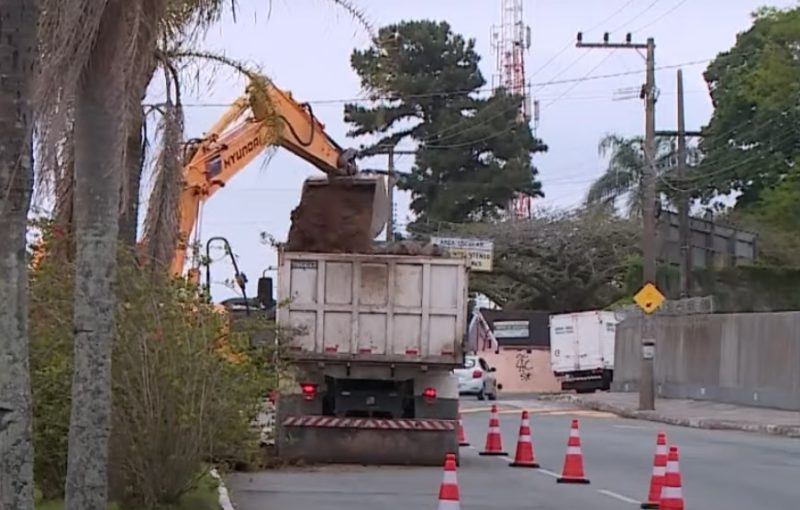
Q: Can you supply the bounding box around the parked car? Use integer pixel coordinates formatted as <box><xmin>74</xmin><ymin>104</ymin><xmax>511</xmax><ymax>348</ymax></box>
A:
<box><xmin>454</xmin><ymin>354</ymin><xmax>498</xmax><ymax>400</ymax></box>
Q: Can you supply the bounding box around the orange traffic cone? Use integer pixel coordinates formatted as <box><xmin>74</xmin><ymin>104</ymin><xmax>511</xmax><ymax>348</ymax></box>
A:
<box><xmin>458</xmin><ymin>412</ymin><xmax>469</xmax><ymax>447</ymax></box>
<box><xmin>641</xmin><ymin>432</ymin><xmax>668</xmax><ymax>508</ymax></box>
<box><xmin>659</xmin><ymin>445</ymin><xmax>685</xmax><ymax>510</ymax></box>
<box><xmin>509</xmin><ymin>410</ymin><xmax>539</xmax><ymax>468</ymax></box>
<box><xmin>479</xmin><ymin>404</ymin><xmax>508</xmax><ymax>456</ymax></box>
<box><xmin>437</xmin><ymin>453</ymin><xmax>460</xmax><ymax>510</ymax></box>
<box><xmin>556</xmin><ymin>419</ymin><xmax>590</xmax><ymax>484</ymax></box>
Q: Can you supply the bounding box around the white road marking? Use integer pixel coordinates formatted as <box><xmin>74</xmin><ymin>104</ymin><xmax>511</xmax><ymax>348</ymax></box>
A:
<box><xmin>465</xmin><ymin>426</ymin><xmax>640</xmax><ymax>505</ymax></box>
<box><xmin>597</xmin><ymin>489</ymin><xmax>639</xmax><ymax>504</ymax></box>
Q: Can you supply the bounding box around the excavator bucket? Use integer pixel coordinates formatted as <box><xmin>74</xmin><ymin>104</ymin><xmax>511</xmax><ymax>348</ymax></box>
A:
<box><xmin>285</xmin><ymin>173</ymin><xmax>390</xmax><ymax>253</ymax></box>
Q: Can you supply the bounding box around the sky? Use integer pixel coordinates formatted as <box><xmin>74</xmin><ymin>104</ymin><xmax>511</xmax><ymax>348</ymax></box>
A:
<box><xmin>141</xmin><ymin>0</ymin><xmax>797</xmax><ymax>301</ymax></box>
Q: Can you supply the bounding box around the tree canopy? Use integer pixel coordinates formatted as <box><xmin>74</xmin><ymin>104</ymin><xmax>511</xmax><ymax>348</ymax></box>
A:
<box><xmin>697</xmin><ymin>6</ymin><xmax>800</xmax><ymax>207</ymax></box>
<box><xmin>416</xmin><ymin>207</ymin><xmax>640</xmax><ymax>312</ymax></box>
<box><xmin>344</xmin><ymin>20</ymin><xmax>546</xmax><ymax>225</ymax></box>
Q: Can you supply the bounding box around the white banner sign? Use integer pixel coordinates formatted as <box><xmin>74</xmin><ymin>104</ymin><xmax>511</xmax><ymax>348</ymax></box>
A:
<box><xmin>430</xmin><ymin>236</ymin><xmax>494</xmax><ymax>272</ymax></box>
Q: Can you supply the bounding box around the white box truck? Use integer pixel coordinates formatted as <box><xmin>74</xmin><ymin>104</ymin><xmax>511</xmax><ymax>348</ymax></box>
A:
<box><xmin>549</xmin><ymin>311</ymin><xmax>618</xmax><ymax>393</ymax></box>
<box><xmin>270</xmin><ymin>249</ymin><xmax>468</xmax><ymax>465</ymax></box>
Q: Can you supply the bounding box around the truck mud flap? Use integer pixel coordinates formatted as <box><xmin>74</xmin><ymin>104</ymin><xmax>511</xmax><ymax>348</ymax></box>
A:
<box><xmin>278</xmin><ymin>416</ymin><xmax>459</xmax><ymax>466</ymax></box>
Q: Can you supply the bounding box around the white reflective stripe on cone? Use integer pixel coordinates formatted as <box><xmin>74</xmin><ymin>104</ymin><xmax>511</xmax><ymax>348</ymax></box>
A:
<box><xmin>652</xmin><ymin>466</ymin><xmax>666</xmax><ymax>476</ymax></box>
<box><xmin>666</xmin><ymin>460</ymin><xmax>678</xmax><ymax>472</ymax></box>
<box><xmin>566</xmin><ymin>446</ymin><xmax>582</xmax><ymax>455</ymax></box>
<box><xmin>519</xmin><ymin>434</ymin><xmax>532</xmax><ymax>442</ymax></box>
<box><xmin>570</xmin><ymin>429</ymin><xmax>579</xmax><ymax>437</ymax></box>
<box><xmin>489</xmin><ymin>426</ymin><xmax>501</xmax><ymax>433</ymax></box>
<box><xmin>661</xmin><ymin>486</ymin><xmax>683</xmax><ymax>498</ymax></box>
<box><xmin>656</xmin><ymin>445</ymin><xmax>667</xmax><ymax>455</ymax></box>
<box><xmin>442</xmin><ymin>471</ymin><xmax>458</xmax><ymax>484</ymax></box>
<box><xmin>437</xmin><ymin>500</ymin><xmax>460</xmax><ymax>510</ymax></box>
<box><xmin>522</xmin><ymin>420</ymin><xmax>530</xmax><ymax>427</ymax></box>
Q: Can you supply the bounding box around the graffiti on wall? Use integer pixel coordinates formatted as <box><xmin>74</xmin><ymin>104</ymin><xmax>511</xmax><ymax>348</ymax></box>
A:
<box><xmin>515</xmin><ymin>351</ymin><xmax>533</xmax><ymax>381</ymax></box>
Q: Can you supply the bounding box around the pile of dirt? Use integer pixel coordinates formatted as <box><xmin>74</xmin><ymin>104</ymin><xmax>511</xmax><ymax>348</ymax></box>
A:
<box><xmin>285</xmin><ymin>180</ymin><xmax>377</xmax><ymax>253</ymax></box>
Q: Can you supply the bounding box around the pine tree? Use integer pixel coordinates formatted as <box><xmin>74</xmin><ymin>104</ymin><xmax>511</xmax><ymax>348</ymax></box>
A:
<box><xmin>345</xmin><ymin>20</ymin><xmax>546</xmax><ymax>225</ymax></box>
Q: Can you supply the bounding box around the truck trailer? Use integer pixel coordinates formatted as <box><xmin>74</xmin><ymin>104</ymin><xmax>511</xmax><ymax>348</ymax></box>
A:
<box><xmin>549</xmin><ymin>310</ymin><xmax>618</xmax><ymax>393</ymax></box>
<box><xmin>270</xmin><ymin>249</ymin><xmax>468</xmax><ymax>465</ymax></box>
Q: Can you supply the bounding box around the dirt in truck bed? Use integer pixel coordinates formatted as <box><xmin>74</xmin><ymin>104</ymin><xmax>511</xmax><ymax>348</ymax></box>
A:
<box><xmin>285</xmin><ymin>180</ymin><xmax>376</xmax><ymax>253</ymax></box>
<box><xmin>284</xmin><ymin>178</ymin><xmax>454</xmax><ymax>256</ymax></box>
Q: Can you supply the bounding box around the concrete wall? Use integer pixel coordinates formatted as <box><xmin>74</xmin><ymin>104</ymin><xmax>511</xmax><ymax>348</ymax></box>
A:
<box><xmin>613</xmin><ymin>312</ymin><xmax>800</xmax><ymax>411</ymax></box>
<box><xmin>482</xmin><ymin>346</ymin><xmax>561</xmax><ymax>394</ymax></box>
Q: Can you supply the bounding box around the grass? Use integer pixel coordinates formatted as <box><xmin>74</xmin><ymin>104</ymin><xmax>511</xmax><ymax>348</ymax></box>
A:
<box><xmin>35</xmin><ymin>471</ymin><xmax>220</xmax><ymax>510</ymax></box>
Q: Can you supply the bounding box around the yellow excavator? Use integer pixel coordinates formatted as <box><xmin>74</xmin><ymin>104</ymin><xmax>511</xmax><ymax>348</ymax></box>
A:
<box><xmin>171</xmin><ymin>78</ymin><xmax>389</xmax><ymax>282</ymax></box>
<box><xmin>31</xmin><ymin>78</ymin><xmax>389</xmax><ymax>280</ymax></box>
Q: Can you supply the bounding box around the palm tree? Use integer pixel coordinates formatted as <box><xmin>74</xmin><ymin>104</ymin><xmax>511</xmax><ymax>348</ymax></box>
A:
<box><xmin>0</xmin><ymin>1</ymin><xmax>39</xmax><ymax>509</ymax></box>
<box><xmin>586</xmin><ymin>134</ymin><xmax>685</xmax><ymax>218</ymax></box>
<box><xmin>32</xmin><ymin>1</ymin><xmax>369</xmax><ymax>508</ymax></box>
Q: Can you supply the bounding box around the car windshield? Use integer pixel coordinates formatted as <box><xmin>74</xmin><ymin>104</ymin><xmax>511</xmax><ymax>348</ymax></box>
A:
<box><xmin>462</xmin><ymin>357</ymin><xmax>477</xmax><ymax>369</ymax></box>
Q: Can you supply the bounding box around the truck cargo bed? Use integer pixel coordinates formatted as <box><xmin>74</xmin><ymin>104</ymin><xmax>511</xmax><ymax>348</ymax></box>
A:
<box><xmin>277</xmin><ymin>252</ymin><xmax>468</xmax><ymax>367</ymax></box>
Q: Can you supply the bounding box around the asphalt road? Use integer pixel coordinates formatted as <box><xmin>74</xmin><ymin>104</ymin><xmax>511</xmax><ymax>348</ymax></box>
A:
<box><xmin>227</xmin><ymin>397</ymin><xmax>800</xmax><ymax>509</ymax></box>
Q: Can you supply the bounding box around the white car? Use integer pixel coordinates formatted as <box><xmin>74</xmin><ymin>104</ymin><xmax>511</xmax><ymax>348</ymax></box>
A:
<box><xmin>454</xmin><ymin>354</ymin><xmax>498</xmax><ymax>400</ymax></box>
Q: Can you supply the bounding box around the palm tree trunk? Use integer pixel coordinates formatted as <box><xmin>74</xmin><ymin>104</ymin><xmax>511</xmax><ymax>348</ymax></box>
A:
<box><xmin>118</xmin><ymin>106</ymin><xmax>146</xmax><ymax>246</ymax></box>
<box><xmin>0</xmin><ymin>1</ymin><xmax>38</xmax><ymax>509</ymax></box>
<box><xmin>63</xmin><ymin>1</ymin><xmax>137</xmax><ymax>508</ymax></box>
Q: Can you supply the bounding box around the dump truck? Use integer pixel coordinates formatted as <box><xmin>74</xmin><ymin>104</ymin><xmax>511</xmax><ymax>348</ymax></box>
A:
<box><xmin>262</xmin><ymin>246</ymin><xmax>468</xmax><ymax>465</ymax></box>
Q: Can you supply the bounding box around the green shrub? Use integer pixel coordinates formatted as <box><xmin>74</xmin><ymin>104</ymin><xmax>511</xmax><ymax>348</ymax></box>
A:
<box><xmin>29</xmin><ymin>237</ymin><xmax>278</xmax><ymax>508</ymax></box>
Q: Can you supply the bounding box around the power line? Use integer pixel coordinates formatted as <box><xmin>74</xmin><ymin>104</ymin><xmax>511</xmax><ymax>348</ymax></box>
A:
<box><xmin>610</xmin><ymin>0</ymin><xmax>662</xmax><ymax>33</ymax></box>
<box><xmin>157</xmin><ymin>58</ymin><xmax>711</xmax><ymax>109</ymax></box>
<box><xmin>631</xmin><ymin>0</ymin><xmax>690</xmax><ymax>33</ymax></box>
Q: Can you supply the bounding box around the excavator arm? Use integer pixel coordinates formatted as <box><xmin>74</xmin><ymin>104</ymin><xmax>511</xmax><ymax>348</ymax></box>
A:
<box><xmin>173</xmin><ymin>79</ymin><xmax>386</xmax><ymax>277</ymax></box>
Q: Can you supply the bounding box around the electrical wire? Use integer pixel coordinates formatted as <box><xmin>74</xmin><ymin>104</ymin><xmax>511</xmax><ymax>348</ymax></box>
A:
<box><xmin>610</xmin><ymin>0</ymin><xmax>662</xmax><ymax>34</ymax></box>
<box><xmin>529</xmin><ymin>0</ymin><xmax>638</xmax><ymax>82</ymax></box>
<box><xmin>540</xmin><ymin>50</ymin><xmax>618</xmax><ymax>112</ymax></box>
<box><xmin>158</xmin><ymin>58</ymin><xmax>711</xmax><ymax>109</ymax></box>
<box><xmin>631</xmin><ymin>0</ymin><xmax>690</xmax><ymax>33</ymax></box>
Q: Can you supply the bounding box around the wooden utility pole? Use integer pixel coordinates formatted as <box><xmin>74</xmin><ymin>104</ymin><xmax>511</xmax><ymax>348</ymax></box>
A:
<box><xmin>655</xmin><ymin>70</ymin><xmax>704</xmax><ymax>299</ymax></box>
<box><xmin>386</xmin><ymin>147</ymin><xmax>395</xmax><ymax>242</ymax></box>
<box><xmin>676</xmin><ymin>69</ymin><xmax>691</xmax><ymax>298</ymax></box>
<box><xmin>576</xmin><ymin>32</ymin><xmax>657</xmax><ymax>410</ymax></box>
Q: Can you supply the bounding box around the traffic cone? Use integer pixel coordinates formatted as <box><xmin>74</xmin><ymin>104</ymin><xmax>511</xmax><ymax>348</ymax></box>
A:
<box><xmin>479</xmin><ymin>404</ymin><xmax>508</xmax><ymax>456</ymax></box>
<box><xmin>659</xmin><ymin>445</ymin><xmax>685</xmax><ymax>510</ymax></box>
<box><xmin>437</xmin><ymin>453</ymin><xmax>460</xmax><ymax>510</ymax></box>
<box><xmin>641</xmin><ymin>432</ymin><xmax>668</xmax><ymax>509</ymax></box>
<box><xmin>509</xmin><ymin>410</ymin><xmax>539</xmax><ymax>468</ymax></box>
<box><xmin>458</xmin><ymin>412</ymin><xmax>469</xmax><ymax>447</ymax></box>
<box><xmin>556</xmin><ymin>419</ymin><xmax>590</xmax><ymax>484</ymax></box>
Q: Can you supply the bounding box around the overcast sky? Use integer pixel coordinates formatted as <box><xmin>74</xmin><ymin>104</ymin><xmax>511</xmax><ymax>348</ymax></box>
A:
<box><xmin>144</xmin><ymin>0</ymin><xmax>796</xmax><ymax>300</ymax></box>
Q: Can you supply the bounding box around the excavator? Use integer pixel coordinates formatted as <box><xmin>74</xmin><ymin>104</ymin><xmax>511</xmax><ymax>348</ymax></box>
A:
<box><xmin>172</xmin><ymin>77</ymin><xmax>389</xmax><ymax>282</ymax></box>
<box><xmin>30</xmin><ymin>78</ymin><xmax>389</xmax><ymax>281</ymax></box>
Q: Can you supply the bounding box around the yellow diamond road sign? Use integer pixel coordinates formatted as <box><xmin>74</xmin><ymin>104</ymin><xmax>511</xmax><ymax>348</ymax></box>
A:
<box><xmin>634</xmin><ymin>283</ymin><xmax>666</xmax><ymax>314</ymax></box>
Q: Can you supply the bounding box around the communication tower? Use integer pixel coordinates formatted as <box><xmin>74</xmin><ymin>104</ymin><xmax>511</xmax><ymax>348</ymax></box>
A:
<box><xmin>491</xmin><ymin>0</ymin><xmax>539</xmax><ymax>220</ymax></box>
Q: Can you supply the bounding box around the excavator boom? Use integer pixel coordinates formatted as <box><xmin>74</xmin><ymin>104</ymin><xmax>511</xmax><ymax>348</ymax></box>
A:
<box><xmin>171</xmin><ymin>79</ymin><xmax>389</xmax><ymax>276</ymax></box>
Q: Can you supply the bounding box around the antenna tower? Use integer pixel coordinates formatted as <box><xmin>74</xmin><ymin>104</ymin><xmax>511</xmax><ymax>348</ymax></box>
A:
<box><xmin>491</xmin><ymin>0</ymin><xmax>537</xmax><ymax>220</ymax></box>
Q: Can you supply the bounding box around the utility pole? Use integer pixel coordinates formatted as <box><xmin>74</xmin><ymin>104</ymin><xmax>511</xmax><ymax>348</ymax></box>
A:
<box><xmin>676</xmin><ymin>69</ymin><xmax>690</xmax><ymax>298</ymax></box>
<box><xmin>641</xmin><ymin>37</ymin><xmax>657</xmax><ymax>411</ymax></box>
<box><xmin>576</xmin><ymin>31</ymin><xmax>657</xmax><ymax>410</ymax></box>
<box><xmin>655</xmin><ymin>70</ymin><xmax>704</xmax><ymax>299</ymax></box>
<box><xmin>386</xmin><ymin>147</ymin><xmax>395</xmax><ymax>242</ymax></box>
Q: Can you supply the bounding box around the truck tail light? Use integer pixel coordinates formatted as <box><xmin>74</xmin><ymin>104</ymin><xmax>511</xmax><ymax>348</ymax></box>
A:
<box><xmin>300</xmin><ymin>383</ymin><xmax>317</xmax><ymax>401</ymax></box>
<box><xmin>422</xmin><ymin>387</ymin><xmax>437</xmax><ymax>402</ymax></box>
<box><xmin>472</xmin><ymin>370</ymin><xmax>483</xmax><ymax>379</ymax></box>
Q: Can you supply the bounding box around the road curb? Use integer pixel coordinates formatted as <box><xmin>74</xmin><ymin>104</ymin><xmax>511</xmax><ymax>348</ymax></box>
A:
<box><xmin>209</xmin><ymin>468</ymin><xmax>236</xmax><ymax>510</ymax></box>
<box><xmin>547</xmin><ymin>394</ymin><xmax>800</xmax><ymax>438</ymax></box>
